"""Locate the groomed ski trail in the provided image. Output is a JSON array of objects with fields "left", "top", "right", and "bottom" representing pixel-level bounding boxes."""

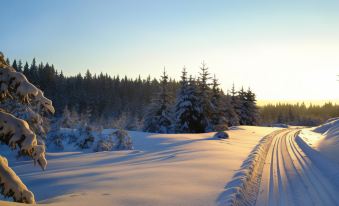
[{"left": 255, "top": 129, "right": 339, "bottom": 206}]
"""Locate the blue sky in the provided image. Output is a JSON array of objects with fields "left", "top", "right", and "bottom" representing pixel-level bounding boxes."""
[{"left": 2, "top": 0, "right": 339, "bottom": 100}]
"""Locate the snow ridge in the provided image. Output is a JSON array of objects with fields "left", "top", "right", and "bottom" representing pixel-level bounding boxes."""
[
  {"left": 219, "top": 129, "right": 282, "bottom": 206},
  {"left": 296, "top": 133, "right": 339, "bottom": 190}
]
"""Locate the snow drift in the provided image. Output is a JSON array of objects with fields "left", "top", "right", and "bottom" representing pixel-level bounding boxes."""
[
  {"left": 311, "top": 118, "right": 339, "bottom": 164},
  {"left": 217, "top": 129, "right": 282, "bottom": 206},
  {"left": 297, "top": 118, "right": 339, "bottom": 190}
]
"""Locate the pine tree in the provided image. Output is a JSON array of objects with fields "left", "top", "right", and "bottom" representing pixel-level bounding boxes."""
[
  {"left": 244, "top": 88, "right": 259, "bottom": 125},
  {"left": 238, "top": 87, "right": 258, "bottom": 125},
  {"left": 23, "top": 62, "right": 29, "bottom": 76},
  {"left": 210, "top": 75, "right": 228, "bottom": 131},
  {"left": 197, "top": 62, "right": 213, "bottom": 131},
  {"left": 12, "top": 59, "right": 18, "bottom": 71},
  {"left": 143, "top": 69, "right": 173, "bottom": 133},
  {"left": 174, "top": 69, "right": 204, "bottom": 133},
  {"left": 17, "top": 60, "right": 23, "bottom": 72},
  {"left": 223, "top": 94, "right": 239, "bottom": 126},
  {"left": 230, "top": 83, "right": 241, "bottom": 123}
]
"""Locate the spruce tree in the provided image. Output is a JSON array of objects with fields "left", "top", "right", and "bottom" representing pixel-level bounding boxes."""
[
  {"left": 238, "top": 87, "right": 258, "bottom": 125},
  {"left": 12, "top": 59, "right": 18, "bottom": 71},
  {"left": 23, "top": 62, "right": 29, "bottom": 76},
  {"left": 244, "top": 88, "right": 259, "bottom": 125},
  {"left": 210, "top": 75, "right": 228, "bottom": 131},
  {"left": 223, "top": 93, "right": 240, "bottom": 126},
  {"left": 230, "top": 83, "right": 241, "bottom": 122},
  {"left": 197, "top": 62, "right": 213, "bottom": 131},
  {"left": 143, "top": 69, "right": 173, "bottom": 133},
  {"left": 17, "top": 60, "right": 23, "bottom": 72},
  {"left": 174, "top": 69, "right": 204, "bottom": 133}
]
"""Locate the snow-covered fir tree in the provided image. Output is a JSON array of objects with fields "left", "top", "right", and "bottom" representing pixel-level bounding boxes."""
[
  {"left": 210, "top": 75, "right": 228, "bottom": 131},
  {"left": 238, "top": 88, "right": 259, "bottom": 125},
  {"left": 174, "top": 69, "right": 204, "bottom": 133},
  {"left": 0, "top": 52, "right": 54, "bottom": 203},
  {"left": 143, "top": 69, "right": 174, "bottom": 133},
  {"left": 197, "top": 62, "right": 213, "bottom": 132},
  {"left": 245, "top": 88, "right": 259, "bottom": 125},
  {"left": 229, "top": 83, "right": 241, "bottom": 125},
  {"left": 60, "top": 105, "right": 79, "bottom": 128},
  {"left": 223, "top": 93, "right": 240, "bottom": 126}
]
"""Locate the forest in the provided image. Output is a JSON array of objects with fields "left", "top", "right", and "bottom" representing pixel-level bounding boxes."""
[
  {"left": 5, "top": 57, "right": 337, "bottom": 131},
  {"left": 259, "top": 102, "right": 339, "bottom": 126},
  {"left": 6, "top": 58, "right": 258, "bottom": 133}
]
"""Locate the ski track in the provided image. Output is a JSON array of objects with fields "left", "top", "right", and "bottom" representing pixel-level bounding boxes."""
[{"left": 256, "top": 129, "right": 339, "bottom": 206}]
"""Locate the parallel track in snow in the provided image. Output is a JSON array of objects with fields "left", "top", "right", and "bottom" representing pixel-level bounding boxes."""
[{"left": 255, "top": 129, "right": 339, "bottom": 206}]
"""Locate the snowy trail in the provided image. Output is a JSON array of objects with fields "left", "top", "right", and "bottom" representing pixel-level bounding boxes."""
[{"left": 256, "top": 129, "right": 339, "bottom": 206}]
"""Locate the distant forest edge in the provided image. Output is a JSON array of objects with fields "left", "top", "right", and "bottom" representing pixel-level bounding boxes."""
[{"left": 6, "top": 57, "right": 339, "bottom": 129}]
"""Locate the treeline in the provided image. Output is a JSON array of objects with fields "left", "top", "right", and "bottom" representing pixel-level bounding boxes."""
[
  {"left": 259, "top": 102, "right": 339, "bottom": 126},
  {"left": 7, "top": 58, "right": 259, "bottom": 133},
  {"left": 8, "top": 58, "right": 178, "bottom": 119},
  {"left": 143, "top": 64, "right": 258, "bottom": 133}
]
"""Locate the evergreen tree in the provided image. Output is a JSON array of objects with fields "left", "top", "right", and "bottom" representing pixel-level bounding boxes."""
[
  {"left": 143, "top": 69, "right": 174, "bottom": 133},
  {"left": 5, "top": 58, "right": 10, "bottom": 65},
  {"left": 238, "top": 87, "right": 258, "bottom": 125},
  {"left": 174, "top": 69, "right": 204, "bottom": 133},
  {"left": 0, "top": 52, "right": 54, "bottom": 203},
  {"left": 23, "top": 62, "right": 29, "bottom": 75},
  {"left": 230, "top": 83, "right": 241, "bottom": 121},
  {"left": 223, "top": 94, "right": 240, "bottom": 126},
  {"left": 197, "top": 62, "right": 213, "bottom": 131},
  {"left": 210, "top": 75, "right": 228, "bottom": 131},
  {"left": 17, "top": 60, "right": 23, "bottom": 72},
  {"left": 12, "top": 60, "right": 18, "bottom": 71}
]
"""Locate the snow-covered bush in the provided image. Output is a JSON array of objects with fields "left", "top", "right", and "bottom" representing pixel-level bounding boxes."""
[
  {"left": 0, "top": 52, "right": 54, "bottom": 203},
  {"left": 95, "top": 129, "right": 133, "bottom": 151},
  {"left": 94, "top": 134, "right": 114, "bottom": 152},
  {"left": 113, "top": 129, "right": 133, "bottom": 150},
  {"left": 214, "top": 131, "right": 229, "bottom": 139},
  {"left": 76, "top": 125, "right": 95, "bottom": 149}
]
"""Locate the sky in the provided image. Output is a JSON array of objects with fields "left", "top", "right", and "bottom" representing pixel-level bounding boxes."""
[{"left": 2, "top": 0, "right": 339, "bottom": 101}]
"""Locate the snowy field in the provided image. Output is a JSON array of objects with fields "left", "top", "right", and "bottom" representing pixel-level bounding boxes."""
[{"left": 1, "top": 126, "right": 278, "bottom": 206}]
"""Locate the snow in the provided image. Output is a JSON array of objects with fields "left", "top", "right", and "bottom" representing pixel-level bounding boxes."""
[
  {"left": 257, "top": 129, "right": 339, "bottom": 206},
  {"left": 297, "top": 118, "right": 339, "bottom": 191},
  {"left": 299, "top": 118, "right": 339, "bottom": 164},
  {"left": 0, "top": 156, "right": 35, "bottom": 204},
  {"left": 1, "top": 126, "right": 278, "bottom": 206}
]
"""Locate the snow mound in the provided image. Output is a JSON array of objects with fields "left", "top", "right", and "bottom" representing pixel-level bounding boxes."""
[
  {"left": 313, "top": 117, "right": 339, "bottom": 134},
  {"left": 219, "top": 129, "right": 282, "bottom": 206},
  {"left": 296, "top": 132, "right": 339, "bottom": 190},
  {"left": 311, "top": 118, "right": 339, "bottom": 164},
  {"left": 213, "top": 131, "right": 229, "bottom": 139}
]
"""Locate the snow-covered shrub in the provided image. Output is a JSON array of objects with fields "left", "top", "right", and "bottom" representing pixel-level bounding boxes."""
[
  {"left": 0, "top": 52, "right": 54, "bottom": 203},
  {"left": 214, "top": 131, "right": 229, "bottom": 139},
  {"left": 94, "top": 134, "right": 114, "bottom": 152},
  {"left": 76, "top": 126, "right": 95, "bottom": 149},
  {"left": 46, "top": 119, "right": 64, "bottom": 151},
  {"left": 113, "top": 129, "right": 133, "bottom": 150}
]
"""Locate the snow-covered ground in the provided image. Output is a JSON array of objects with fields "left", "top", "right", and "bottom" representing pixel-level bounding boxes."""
[
  {"left": 299, "top": 118, "right": 339, "bottom": 164},
  {"left": 256, "top": 129, "right": 339, "bottom": 206},
  {"left": 1, "top": 126, "right": 278, "bottom": 206}
]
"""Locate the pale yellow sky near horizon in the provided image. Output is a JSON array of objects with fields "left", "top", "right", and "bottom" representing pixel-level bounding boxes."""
[{"left": 257, "top": 99, "right": 339, "bottom": 106}]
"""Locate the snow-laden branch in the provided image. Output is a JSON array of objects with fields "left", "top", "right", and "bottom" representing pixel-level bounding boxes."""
[
  {"left": 0, "top": 110, "right": 47, "bottom": 169},
  {"left": 0, "top": 59, "right": 54, "bottom": 113},
  {"left": 0, "top": 52, "right": 54, "bottom": 203},
  {"left": 0, "top": 156, "right": 35, "bottom": 203}
]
